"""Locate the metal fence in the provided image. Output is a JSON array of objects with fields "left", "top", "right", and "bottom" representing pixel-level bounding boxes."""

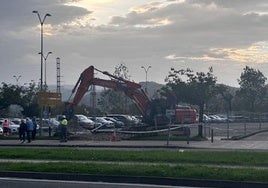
[{"left": 189, "top": 121, "right": 268, "bottom": 140}]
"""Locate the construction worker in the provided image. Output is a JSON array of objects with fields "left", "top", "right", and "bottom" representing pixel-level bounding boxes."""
[{"left": 60, "top": 115, "right": 68, "bottom": 142}]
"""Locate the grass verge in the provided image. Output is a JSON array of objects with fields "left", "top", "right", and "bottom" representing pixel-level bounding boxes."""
[
  {"left": 0, "top": 162, "right": 267, "bottom": 183},
  {"left": 0, "top": 148, "right": 267, "bottom": 167},
  {"left": 0, "top": 148, "right": 267, "bottom": 182}
]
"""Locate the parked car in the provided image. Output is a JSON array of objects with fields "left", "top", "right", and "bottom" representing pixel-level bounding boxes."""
[
  {"left": 89, "top": 117, "right": 115, "bottom": 129},
  {"left": 36, "top": 118, "right": 59, "bottom": 131},
  {"left": 104, "top": 117, "right": 125, "bottom": 128},
  {"left": 10, "top": 118, "right": 22, "bottom": 125},
  {"left": 0, "top": 127, "right": 3, "bottom": 135},
  {"left": 107, "top": 114, "right": 136, "bottom": 126},
  {"left": 228, "top": 115, "right": 247, "bottom": 122},
  {"left": 9, "top": 121, "right": 20, "bottom": 133},
  {"left": 216, "top": 114, "right": 229, "bottom": 122},
  {"left": 209, "top": 115, "right": 227, "bottom": 123},
  {"left": 74, "top": 114, "right": 95, "bottom": 129},
  {"left": 203, "top": 114, "right": 212, "bottom": 123},
  {"left": 0, "top": 119, "right": 19, "bottom": 134},
  {"left": 129, "top": 116, "right": 141, "bottom": 125}
]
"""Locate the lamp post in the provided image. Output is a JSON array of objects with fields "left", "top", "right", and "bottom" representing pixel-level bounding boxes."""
[
  {"left": 39, "top": 51, "right": 52, "bottom": 91},
  {"left": 13, "top": 75, "right": 21, "bottom": 85},
  {"left": 32, "top": 10, "right": 51, "bottom": 91},
  {"left": 141, "top": 66, "right": 152, "bottom": 93},
  {"left": 33, "top": 10, "right": 51, "bottom": 136}
]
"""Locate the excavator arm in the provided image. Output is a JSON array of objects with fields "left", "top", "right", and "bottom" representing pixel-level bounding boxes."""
[{"left": 64, "top": 66, "right": 151, "bottom": 120}]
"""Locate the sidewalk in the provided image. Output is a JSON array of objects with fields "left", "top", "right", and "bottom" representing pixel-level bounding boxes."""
[{"left": 0, "top": 137, "right": 268, "bottom": 150}]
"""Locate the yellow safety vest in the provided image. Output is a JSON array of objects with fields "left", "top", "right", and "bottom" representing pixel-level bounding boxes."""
[{"left": 61, "top": 119, "right": 68, "bottom": 126}]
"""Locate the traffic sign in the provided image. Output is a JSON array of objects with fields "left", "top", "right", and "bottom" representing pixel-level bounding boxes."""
[
  {"left": 38, "top": 92, "right": 62, "bottom": 105},
  {"left": 166, "top": 109, "right": 175, "bottom": 116}
]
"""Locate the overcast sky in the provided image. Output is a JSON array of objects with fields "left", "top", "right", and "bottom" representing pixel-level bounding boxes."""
[{"left": 1, "top": 0, "right": 268, "bottom": 88}]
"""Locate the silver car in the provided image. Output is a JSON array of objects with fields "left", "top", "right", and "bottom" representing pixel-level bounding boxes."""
[{"left": 74, "top": 114, "right": 95, "bottom": 129}]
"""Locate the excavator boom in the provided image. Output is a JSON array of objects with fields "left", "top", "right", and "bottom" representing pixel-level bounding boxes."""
[{"left": 65, "top": 66, "right": 150, "bottom": 119}]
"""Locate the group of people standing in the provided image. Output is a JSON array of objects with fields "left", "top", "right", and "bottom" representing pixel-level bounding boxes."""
[
  {"left": 3, "top": 116, "right": 68, "bottom": 143},
  {"left": 19, "top": 117, "right": 37, "bottom": 143}
]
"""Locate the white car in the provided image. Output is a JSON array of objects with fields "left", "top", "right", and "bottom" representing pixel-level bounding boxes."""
[
  {"left": 203, "top": 114, "right": 212, "bottom": 123},
  {"left": 89, "top": 117, "right": 115, "bottom": 129},
  {"left": 0, "top": 127, "right": 3, "bottom": 135},
  {"left": 8, "top": 121, "right": 20, "bottom": 133},
  {"left": 209, "top": 115, "right": 227, "bottom": 123},
  {"left": 0, "top": 119, "right": 19, "bottom": 134},
  {"left": 96, "top": 117, "right": 115, "bottom": 128}
]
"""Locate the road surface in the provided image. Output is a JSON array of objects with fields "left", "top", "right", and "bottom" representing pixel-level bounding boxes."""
[{"left": 0, "top": 177, "right": 201, "bottom": 188}]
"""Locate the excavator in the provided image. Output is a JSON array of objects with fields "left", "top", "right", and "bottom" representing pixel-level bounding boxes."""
[
  {"left": 64, "top": 66, "right": 197, "bottom": 126},
  {"left": 64, "top": 66, "right": 168, "bottom": 125}
]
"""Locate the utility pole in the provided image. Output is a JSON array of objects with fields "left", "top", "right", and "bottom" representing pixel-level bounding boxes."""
[{"left": 56, "top": 57, "right": 61, "bottom": 93}]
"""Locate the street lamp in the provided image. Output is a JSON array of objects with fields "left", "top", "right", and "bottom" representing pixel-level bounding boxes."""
[
  {"left": 141, "top": 65, "right": 152, "bottom": 93},
  {"left": 32, "top": 10, "right": 51, "bottom": 91},
  {"left": 39, "top": 51, "right": 52, "bottom": 90},
  {"left": 13, "top": 75, "right": 21, "bottom": 85},
  {"left": 33, "top": 10, "right": 51, "bottom": 136}
]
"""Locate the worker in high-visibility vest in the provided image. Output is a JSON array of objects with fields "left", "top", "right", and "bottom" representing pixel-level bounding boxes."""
[{"left": 60, "top": 115, "right": 68, "bottom": 142}]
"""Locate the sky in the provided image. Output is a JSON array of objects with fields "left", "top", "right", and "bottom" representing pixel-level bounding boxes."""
[{"left": 2, "top": 0, "right": 268, "bottom": 88}]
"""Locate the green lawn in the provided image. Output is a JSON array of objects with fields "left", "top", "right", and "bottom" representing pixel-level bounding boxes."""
[
  {"left": 0, "top": 148, "right": 267, "bottom": 182},
  {"left": 0, "top": 148, "right": 267, "bottom": 166}
]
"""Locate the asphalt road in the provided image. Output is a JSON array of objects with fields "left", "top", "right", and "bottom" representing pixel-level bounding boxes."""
[{"left": 0, "top": 177, "right": 201, "bottom": 188}]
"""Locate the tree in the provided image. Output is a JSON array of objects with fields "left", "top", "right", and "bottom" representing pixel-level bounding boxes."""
[
  {"left": 100, "top": 89, "right": 125, "bottom": 114},
  {"left": 215, "top": 84, "right": 234, "bottom": 112},
  {"left": 113, "top": 63, "right": 131, "bottom": 113},
  {"left": 0, "top": 83, "right": 23, "bottom": 108},
  {"left": 98, "top": 63, "right": 135, "bottom": 114},
  {"left": 113, "top": 62, "right": 130, "bottom": 80},
  {"left": 237, "top": 66, "right": 267, "bottom": 112},
  {"left": 165, "top": 67, "right": 217, "bottom": 122},
  {"left": 0, "top": 82, "right": 39, "bottom": 117}
]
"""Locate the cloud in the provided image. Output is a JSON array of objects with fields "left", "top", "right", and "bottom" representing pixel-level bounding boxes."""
[
  {"left": 211, "top": 42, "right": 268, "bottom": 64},
  {"left": 165, "top": 54, "right": 224, "bottom": 62},
  {"left": 2, "top": 0, "right": 268, "bottom": 87}
]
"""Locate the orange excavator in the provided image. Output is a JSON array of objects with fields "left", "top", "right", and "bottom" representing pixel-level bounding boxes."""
[
  {"left": 64, "top": 66, "right": 163, "bottom": 125},
  {"left": 64, "top": 66, "right": 197, "bottom": 125}
]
